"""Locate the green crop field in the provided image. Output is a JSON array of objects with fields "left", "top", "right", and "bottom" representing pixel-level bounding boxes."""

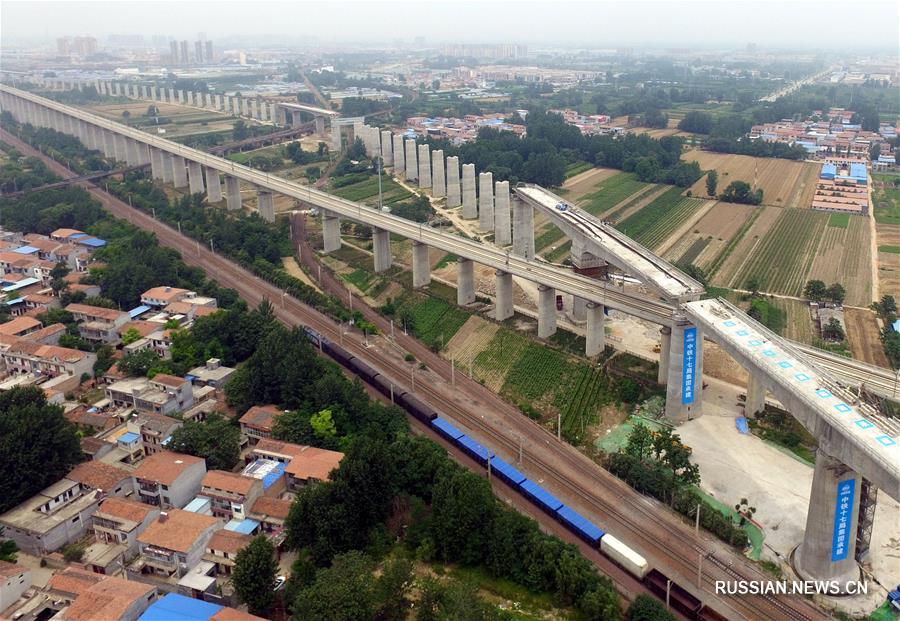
[
  {"left": 579, "top": 173, "right": 652, "bottom": 216},
  {"left": 879, "top": 245, "right": 900, "bottom": 254},
  {"left": 558, "top": 365, "right": 612, "bottom": 443},
  {"left": 678, "top": 237, "right": 712, "bottom": 265},
  {"left": 827, "top": 213, "right": 850, "bottom": 228},
  {"left": 400, "top": 294, "right": 470, "bottom": 351},
  {"left": 544, "top": 240, "right": 571, "bottom": 263},
  {"left": 604, "top": 185, "right": 660, "bottom": 223},
  {"left": 473, "top": 329, "right": 530, "bottom": 389},
  {"left": 731, "top": 209, "right": 829, "bottom": 296},
  {"left": 616, "top": 187, "right": 705, "bottom": 249},
  {"left": 331, "top": 175, "right": 413, "bottom": 205},
  {"left": 502, "top": 344, "right": 571, "bottom": 403},
  {"left": 872, "top": 174, "right": 900, "bottom": 225},
  {"left": 565, "top": 161, "right": 593, "bottom": 178},
  {"left": 534, "top": 224, "right": 566, "bottom": 252}
]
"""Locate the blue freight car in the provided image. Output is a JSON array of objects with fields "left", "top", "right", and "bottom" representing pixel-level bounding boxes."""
[
  {"left": 432, "top": 416, "right": 465, "bottom": 441},
  {"left": 457, "top": 434, "right": 490, "bottom": 465},
  {"left": 488, "top": 456, "right": 526, "bottom": 485},
  {"left": 519, "top": 479, "right": 564, "bottom": 513},
  {"left": 556, "top": 505, "right": 604, "bottom": 544}
]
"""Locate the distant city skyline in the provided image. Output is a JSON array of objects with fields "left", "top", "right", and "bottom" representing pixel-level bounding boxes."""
[{"left": 2, "top": 0, "right": 898, "bottom": 51}]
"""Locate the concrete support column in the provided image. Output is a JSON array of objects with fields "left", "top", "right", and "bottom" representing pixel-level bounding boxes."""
[
  {"left": 101, "top": 129, "right": 116, "bottom": 159},
  {"left": 160, "top": 152, "right": 174, "bottom": 183},
  {"left": 322, "top": 209, "right": 341, "bottom": 253},
  {"left": 330, "top": 119, "right": 341, "bottom": 148},
  {"left": 392, "top": 134, "right": 405, "bottom": 173},
  {"left": 794, "top": 452, "right": 861, "bottom": 585},
  {"left": 225, "top": 176, "right": 242, "bottom": 211},
  {"left": 170, "top": 155, "right": 188, "bottom": 188},
  {"left": 664, "top": 322, "right": 704, "bottom": 421},
  {"left": 658, "top": 326, "right": 672, "bottom": 384},
  {"left": 494, "top": 180, "right": 511, "bottom": 245},
  {"left": 417, "top": 144, "right": 431, "bottom": 188},
  {"left": 114, "top": 134, "right": 128, "bottom": 163},
  {"left": 271, "top": 103, "right": 280, "bottom": 126},
  {"left": 411, "top": 241, "right": 430, "bottom": 288},
  {"left": 585, "top": 303, "right": 605, "bottom": 357},
  {"left": 431, "top": 150, "right": 445, "bottom": 198},
  {"left": 141, "top": 85, "right": 149, "bottom": 99},
  {"left": 314, "top": 115, "right": 325, "bottom": 135},
  {"left": 446, "top": 156, "right": 461, "bottom": 207},
  {"left": 178, "top": 90, "right": 185, "bottom": 104},
  {"left": 404, "top": 140, "right": 417, "bottom": 181},
  {"left": 573, "top": 296, "right": 588, "bottom": 322},
  {"left": 204, "top": 167, "right": 223, "bottom": 203},
  {"left": 537, "top": 285, "right": 557, "bottom": 339},
  {"left": 494, "top": 270, "right": 513, "bottom": 321},
  {"left": 478, "top": 172, "right": 494, "bottom": 231},
  {"left": 380, "top": 130, "right": 393, "bottom": 166},
  {"left": 224, "top": 97, "right": 232, "bottom": 114},
  {"left": 169, "top": 88, "right": 176, "bottom": 103},
  {"left": 251, "top": 100, "right": 260, "bottom": 120},
  {"left": 218, "top": 94, "right": 225, "bottom": 111},
  {"left": 457, "top": 259, "right": 475, "bottom": 305},
  {"left": 745, "top": 372, "right": 766, "bottom": 417},
  {"left": 188, "top": 161, "right": 205, "bottom": 195},
  {"left": 291, "top": 110, "right": 302, "bottom": 127},
  {"left": 257, "top": 190, "right": 275, "bottom": 222},
  {"left": 461, "top": 164, "right": 477, "bottom": 218},
  {"left": 372, "top": 228, "right": 391, "bottom": 273},
  {"left": 126, "top": 139, "right": 141, "bottom": 166}
]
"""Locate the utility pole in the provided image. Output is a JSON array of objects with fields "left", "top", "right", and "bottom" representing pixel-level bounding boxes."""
[
  {"left": 695, "top": 503, "right": 701, "bottom": 535},
  {"left": 451, "top": 358, "right": 455, "bottom": 386}
]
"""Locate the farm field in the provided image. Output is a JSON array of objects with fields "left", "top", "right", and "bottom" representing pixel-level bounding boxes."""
[
  {"left": 396, "top": 292, "right": 470, "bottom": 352},
  {"left": 772, "top": 298, "right": 816, "bottom": 344},
  {"left": 727, "top": 208, "right": 829, "bottom": 296},
  {"left": 664, "top": 202, "right": 757, "bottom": 271},
  {"left": 844, "top": 308, "right": 892, "bottom": 368},
  {"left": 871, "top": 174, "right": 900, "bottom": 225},
  {"left": 85, "top": 101, "right": 235, "bottom": 138},
  {"left": 876, "top": 223, "right": 900, "bottom": 296},
  {"left": 604, "top": 184, "right": 668, "bottom": 224},
  {"left": 575, "top": 172, "right": 653, "bottom": 217},
  {"left": 614, "top": 187, "right": 707, "bottom": 250},
  {"left": 683, "top": 150, "right": 820, "bottom": 209},
  {"left": 559, "top": 166, "right": 620, "bottom": 201},
  {"left": 806, "top": 215, "right": 872, "bottom": 306},
  {"left": 330, "top": 174, "right": 414, "bottom": 206},
  {"left": 710, "top": 206, "right": 782, "bottom": 288}
]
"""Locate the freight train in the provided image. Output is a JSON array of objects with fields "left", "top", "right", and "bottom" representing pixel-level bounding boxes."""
[{"left": 303, "top": 326, "right": 729, "bottom": 621}]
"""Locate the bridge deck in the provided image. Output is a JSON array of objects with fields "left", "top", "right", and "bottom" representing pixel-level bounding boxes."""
[
  {"left": 515, "top": 185, "right": 704, "bottom": 303},
  {"left": 685, "top": 298, "right": 898, "bottom": 497},
  {"left": 277, "top": 102, "right": 339, "bottom": 117}
]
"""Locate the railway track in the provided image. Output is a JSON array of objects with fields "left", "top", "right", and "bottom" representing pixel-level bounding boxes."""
[{"left": 3, "top": 130, "right": 830, "bottom": 621}]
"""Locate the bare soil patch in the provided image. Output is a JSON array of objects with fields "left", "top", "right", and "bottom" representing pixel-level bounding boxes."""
[
  {"left": 711, "top": 206, "right": 781, "bottom": 287},
  {"left": 844, "top": 307, "right": 892, "bottom": 368}
]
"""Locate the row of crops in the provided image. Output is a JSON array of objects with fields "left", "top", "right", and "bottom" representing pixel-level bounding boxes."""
[
  {"left": 397, "top": 293, "right": 471, "bottom": 352},
  {"left": 615, "top": 187, "right": 706, "bottom": 250},
  {"left": 730, "top": 209, "right": 828, "bottom": 295},
  {"left": 579, "top": 173, "right": 652, "bottom": 216},
  {"left": 331, "top": 174, "right": 413, "bottom": 205}
]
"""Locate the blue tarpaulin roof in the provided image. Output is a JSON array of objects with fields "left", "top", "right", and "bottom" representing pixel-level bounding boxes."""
[
  {"left": 735, "top": 417, "right": 749, "bottom": 434},
  {"left": 118, "top": 431, "right": 140, "bottom": 443},
  {"left": 556, "top": 505, "right": 604, "bottom": 542},
  {"left": 849, "top": 163, "right": 867, "bottom": 183},
  {"left": 519, "top": 479, "right": 563, "bottom": 512},
  {"left": 138, "top": 594, "right": 222, "bottom": 621},
  {"left": 489, "top": 456, "right": 526, "bottom": 484},
  {"left": 12, "top": 245, "right": 39, "bottom": 255},
  {"left": 76, "top": 237, "right": 107, "bottom": 248},
  {"left": 128, "top": 305, "right": 152, "bottom": 318},
  {"left": 821, "top": 163, "right": 837, "bottom": 178},
  {"left": 893, "top": 319, "right": 900, "bottom": 333},
  {"left": 2, "top": 277, "right": 40, "bottom": 292},
  {"left": 457, "top": 434, "right": 490, "bottom": 461},
  {"left": 224, "top": 518, "right": 260, "bottom": 535},
  {"left": 69, "top": 233, "right": 88, "bottom": 239},
  {"left": 262, "top": 461, "right": 287, "bottom": 490},
  {"left": 432, "top": 417, "right": 465, "bottom": 440}
]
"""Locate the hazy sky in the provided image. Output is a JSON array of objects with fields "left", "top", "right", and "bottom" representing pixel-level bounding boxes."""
[{"left": 2, "top": 0, "right": 898, "bottom": 50}]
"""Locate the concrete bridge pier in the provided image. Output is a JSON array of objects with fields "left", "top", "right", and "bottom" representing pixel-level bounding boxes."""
[
  {"left": 494, "top": 270, "right": 514, "bottom": 321},
  {"left": 392, "top": 134, "right": 404, "bottom": 172},
  {"left": 457, "top": 259, "right": 475, "bottom": 305},
  {"left": 113, "top": 134, "right": 128, "bottom": 164},
  {"left": 411, "top": 241, "right": 430, "bottom": 288},
  {"left": 585, "top": 303, "right": 605, "bottom": 357},
  {"left": 149, "top": 148, "right": 164, "bottom": 180},
  {"left": 663, "top": 321, "right": 704, "bottom": 421},
  {"left": 257, "top": 190, "right": 275, "bottom": 222},
  {"left": 404, "top": 140, "right": 417, "bottom": 181},
  {"left": 381, "top": 130, "right": 394, "bottom": 166},
  {"left": 315, "top": 116, "right": 326, "bottom": 135},
  {"left": 461, "top": 164, "right": 477, "bottom": 219},
  {"left": 745, "top": 372, "right": 767, "bottom": 416},
  {"left": 188, "top": 161, "right": 205, "bottom": 195},
  {"left": 171, "top": 155, "right": 189, "bottom": 189},
  {"left": 537, "top": 285, "right": 557, "bottom": 338},
  {"left": 417, "top": 144, "right": 431, "bottom": 188},
  {"left": 494, "top": 180, "right": 511, "bottom": 246},
  {"left": 291, "top": 110, "right": 302, "bottom": 127},
  {"left": 251, "top": 100, "right": 260, "bottom": 121},
  {"left": 224, "top": 97, "right": 232, "bottom": 114},
  {"left": 321, "top": 209, "right": 341, "bottom": 253},
  {"left": 178, "top": 90, "right": 185, "bottom": 104},
  {"left": 372, "top": 228, "right": 391, "bottom": 273},
  {"left": 225, "top": 176, "right": 242, "bottom": 211},
  {"left": 204, "top": 167, "right": 223, "bottom": 203},
  {"left": 90, "top": 125, "right": 104, "bottom": 152},
  {"left": 446, "top": 156, "right": 461, "bottom": 207},
  {"left": 478, "top": 172, "right": 494, "bottom": 232},
  {"left": 572, "top": 296, "right": 587, "bottom": 322},
  {"left": 658, "top": 326, "right": 671, "bottom": 384},
  {"left": 794, "top": 452, "right": 861, "bottom": 586},
  {"left": 432, "top": 150, "right": 445, "bottom": 198},
  {"left": 125, "top": 139, "right": 141, "bottom": 166},
  {"left": 159, "top": 152, "right": 175, "bottom": 184}
]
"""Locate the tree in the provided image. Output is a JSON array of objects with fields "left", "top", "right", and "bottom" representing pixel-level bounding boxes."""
[
  {"left": 0, "top": 386, "right": 81, "bottom": 513},
  {"left": 745, "top": 277, "right": 761, "bottom": 297},
  {"left": 291, "top": 551, "right": 375, "bottom": 620},
  {"left": 121, "top": 110, "right": 130, "bottom": 119},
  {"left": 826, "top": 283, "right": 846, "bottom": 305},
  {"left": 167, "top": 413, "right": 241, "bottom": 470},
  {"left": 705, "top": 170, "right": 718, "bottom": 197},
  {"left": 677, "top": 111, "right": 713, "bottom": 134},
  {"left": 118, "top": 348, "right": 162, "bottom": 376},
  {"left": 626, "top": 594, "right": 676, "bottom": 621},
  {"left": 374, "top": 557, "right": 413, "bottom": 620},
  {"left": 625, "top": 422, "right": 654, "bottom": 460},
  {"left": 0, "top": 528, "right": 18, "bottom": 563},
  {"left": 822, "top": 318, "right": 845, "bottom": 341},
  {"left": 719, "top": 180, "right": 762, "bottom": 205},
  {"left": 309, "top": 408, "right": 337, "bottom": 439},
  {"left": 347, "top": 137, "right": 367, "bottom": 161},
  {"left": 232, "top": 536, "right": 278, "bottom": 617},
  {"left": 651, "top": 427, "right": 700, "bottom": 505},
  {"left": 50, "top": 261, "right": 70, "bottom": 295},
  {"left": 804, "top": 279, "right": 827, "bottom": 302},
  {"left": 121, "top": 327, "right": 142, "bottom": 346}
]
